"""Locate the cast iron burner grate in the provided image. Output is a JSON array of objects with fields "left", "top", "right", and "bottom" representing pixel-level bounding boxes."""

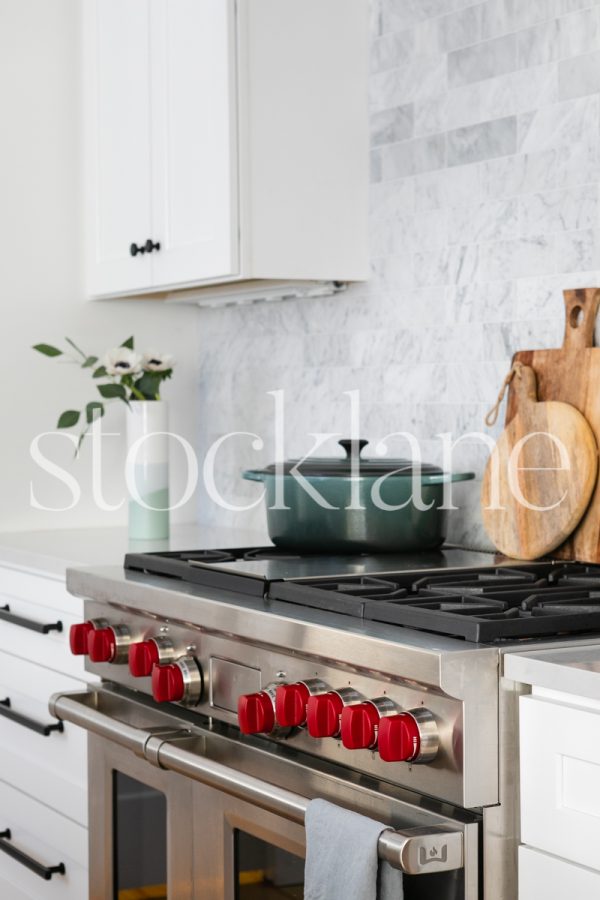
[
  {"left": 124, "top": 546, "right": 308, "bottom": 596},
  {"left": 269, "top": 564, "right": 600, "bottom": 642}
]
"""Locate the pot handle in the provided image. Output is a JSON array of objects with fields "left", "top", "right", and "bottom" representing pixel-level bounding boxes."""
[
  {"left": 242, "top": 470, "right": 266, "bottom": 482},
  {"left": 420, "top": 472, "right": 475, "bottom": 485}
]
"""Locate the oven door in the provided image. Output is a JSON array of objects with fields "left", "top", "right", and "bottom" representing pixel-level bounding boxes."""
[{"left": 50, "top": 687, "right": 481, "bottom": 900}]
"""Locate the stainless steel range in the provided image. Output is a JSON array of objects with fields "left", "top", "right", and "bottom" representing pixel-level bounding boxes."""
[{"left": 49, "top": 545, "right": 600, "bottom": 900}]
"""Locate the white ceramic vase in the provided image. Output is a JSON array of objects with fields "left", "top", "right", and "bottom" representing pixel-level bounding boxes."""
[{"left": 126, "top": 400, "right": 170, "bottom": 540}]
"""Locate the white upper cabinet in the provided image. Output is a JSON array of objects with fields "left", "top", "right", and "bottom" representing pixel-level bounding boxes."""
[
  {"left": 150, "top": 0, "right": 238, "bottom": 288},
  {"left": 83, "top": 0, "right": 369, "bottom": 302},
  {"left": 85, "top": 0, "right": 154, "bottom": 295}
]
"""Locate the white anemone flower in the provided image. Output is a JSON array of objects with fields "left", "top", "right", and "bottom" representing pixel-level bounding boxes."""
[
  {"left": 142, "top": 350, "right": 174, "bottom": 372},
  {"left": 103, "top": 347, "right": 143, "bottom": 376}
]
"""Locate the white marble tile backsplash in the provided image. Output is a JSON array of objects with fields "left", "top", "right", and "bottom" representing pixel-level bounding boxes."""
[{"left": 194, "top": 0, "right": 600, "bottom": 550}]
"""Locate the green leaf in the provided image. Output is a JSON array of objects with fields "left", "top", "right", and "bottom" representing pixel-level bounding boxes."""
[
  {"left": 57, "top": 409, "right": 80, "bottom": 429},
  {"left": 33, "top": 343, "right": 62, "bottom": 357},
  {"left": 65, "top": 337, "right": 86, "bottom": 359},
  {"left": 134, "top": 371, "right": 162, "bottom": 399},
  {"left": 97, "top": 383, "right": 127, "bottom": 400},
  {"left": 121, "top": 336, "right": 134, "bottom": 349},
  {"left": 92, "top": 365, "right": 107, "bottom": 379},
  {"left": 82, "top": 355, "right": 98, "bottom": 369},
  {"left": 86, "top": 402, "right": 105, "bottom": 424}
]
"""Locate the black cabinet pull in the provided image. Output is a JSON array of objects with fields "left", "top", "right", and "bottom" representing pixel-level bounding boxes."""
[
  {"left": 0, "top": 604, "right": 62, "bottom": 634},
  {"left": 130, "top": 240, "right": 160, "bottom": 256},
  {"left": 0, "top": 698, "right": 64, "bottom": 736},
  {"left": 0, "top": 829, "right": 66, "bottom": 880}
]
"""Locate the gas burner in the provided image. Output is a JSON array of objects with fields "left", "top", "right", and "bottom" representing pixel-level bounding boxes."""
[
  {"left": 547, "top": 564, "right": 600, "bottom": 586},
  {"left": 179, "top": 550, "right": 237, "bottom": 563},
  {"left": 411, "top": 567, "right": 546, "bottom": 594},
  {"left": 269, "top": 563, "right": 600, "bottom": 642},
  {"left": 242, "top": 548, "right": 302, "bottom": 561}
]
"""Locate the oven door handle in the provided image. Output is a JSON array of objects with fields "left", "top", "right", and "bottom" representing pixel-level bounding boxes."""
[{"left": 49, "top": 690, "right": 464, "bottom": 876}]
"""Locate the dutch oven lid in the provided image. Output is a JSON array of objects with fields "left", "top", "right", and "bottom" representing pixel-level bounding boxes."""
[{"left": 254, "top": 439, "right": 445, "bottom": 477}]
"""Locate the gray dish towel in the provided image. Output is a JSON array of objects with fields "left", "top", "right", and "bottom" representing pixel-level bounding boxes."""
[{"left": 304, "top": 798, "right": 404, "bottom": 900}]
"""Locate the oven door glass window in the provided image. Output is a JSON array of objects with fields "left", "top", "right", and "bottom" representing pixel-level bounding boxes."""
[
  {"left": 113, "top": 771, "right": 167, "bottom": 900},
  {"left": 236, "top": 831, "right": 304, "bottom": 899}
]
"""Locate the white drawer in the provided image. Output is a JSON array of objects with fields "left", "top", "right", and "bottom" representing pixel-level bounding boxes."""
[
  {"left": 0, "top": 592, "right": 87, "bottom": 678},
  {"left": 0, "top": 780, "right": 87, "bottom": 899},
  {"left": 519, "top": 845, "right": 600, "bottom": 899},
  {"left": 0, "top": 653, "right": 88, "bottom": 825},
  {"left": 0, "top": 566, "right": 81, "bottom": 615},
  {"left": 520, "top": 694, "right": 600, "bottom": 870}
]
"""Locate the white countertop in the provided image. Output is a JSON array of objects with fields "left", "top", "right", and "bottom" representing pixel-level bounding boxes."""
[
  {"left": 0, "top": 524, "right": 269, "bottom": 579},
  {"left": 505, "top": 644, "right": 600, "bottom": 702}
]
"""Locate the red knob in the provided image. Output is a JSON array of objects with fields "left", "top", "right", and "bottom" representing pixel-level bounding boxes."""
[
  {"left": 306, "top": 692, "right": 344, "bottom": 738},
  {"left": 238, "top": 692, "right": 275, "bottom": 734},
  {"left": 340, "top": 702, "right": 380, "bottom": 750},
  {"left": 88, "top": 627, "right": 115, "bottom": 663},
  {"left": 378, "top": 713, "right": 421, "bottom": 763},
  {"left": 275, "top": 683, "right": 310, "bottom": 727},
  {"left": 152, "top": 663, "right": 185, "bottom": 703},
  {"left": 69, "top": 622, "right": 93, "bottom": 655},
  {"left": 129, "top": 640, "right": 159, "bottom": 677}
]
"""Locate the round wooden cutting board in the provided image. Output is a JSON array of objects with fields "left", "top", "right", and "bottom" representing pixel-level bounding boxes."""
[{"left": 482, "top": 365, "right": 598, "bottom": 560}]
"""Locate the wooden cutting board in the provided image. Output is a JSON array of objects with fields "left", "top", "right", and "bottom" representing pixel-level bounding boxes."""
[
  {"left": 482, "top": 364, "right": 597, "bottom": 560},
  {"left": 506, "top": 288, "right": 600, "bottom": 561}
]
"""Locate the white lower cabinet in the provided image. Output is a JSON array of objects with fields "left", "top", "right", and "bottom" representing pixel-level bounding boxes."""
[
  {"left": 520, "top": 694, "right": 600, "bottom": 870},
  {"left": 0, "top": 654, "right": 88, "bottom": 824},
  {"left": 0, "top": 563, "right": 92, "bottom": 898},
  {"left": 0, "top": 780, "right": 88, "bottom": 900},
  {"left": 519, "top": 846, "right": 600, "bottom": 899}
]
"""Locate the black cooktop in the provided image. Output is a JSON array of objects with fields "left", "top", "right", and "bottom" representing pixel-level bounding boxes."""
[{"left": 124, "top": 547, "right": 600, "bottom": 643}]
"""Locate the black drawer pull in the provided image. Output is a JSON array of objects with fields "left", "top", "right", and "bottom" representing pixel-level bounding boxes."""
[
  {"left": 0, "top": 698, "right": 64, "bottom": 736},
  {"left": 0, "top": 604, "right": 62, "bottom": 634},
  {"left": 0, "top": 829, "right": 66, "bottom": 880},
  {"left": 144, "top": 238, "right": 160, "bottom": 253}
]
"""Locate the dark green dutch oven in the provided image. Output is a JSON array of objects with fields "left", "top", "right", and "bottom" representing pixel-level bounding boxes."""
[{"left": 243, "top": 439, "right": 475, "bottom": 553}]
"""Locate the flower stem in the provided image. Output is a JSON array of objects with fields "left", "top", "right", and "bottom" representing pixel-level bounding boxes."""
[{"left": 129, "top": 385, "right": 146, "bottom": 401}]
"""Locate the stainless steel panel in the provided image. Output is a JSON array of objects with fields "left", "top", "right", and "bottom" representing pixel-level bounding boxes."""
[
  {"left": 70, "top": 576, "right": 500, "bottom": 808},
  {"left": 209, "top": 657, "right": 261, "bottom": 713}
]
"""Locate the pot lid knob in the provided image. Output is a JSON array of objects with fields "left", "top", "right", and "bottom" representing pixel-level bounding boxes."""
[{"left": 338, "top": 438, "right": 369, "bottom": 459}]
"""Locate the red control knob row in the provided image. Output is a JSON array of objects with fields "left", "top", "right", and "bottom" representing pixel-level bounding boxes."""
[
  {"left": 129, "top": 640, "right": 160, "bottom": 677},
  {"left": 238, "top": 691, "right": 275, "bottom": 734}
]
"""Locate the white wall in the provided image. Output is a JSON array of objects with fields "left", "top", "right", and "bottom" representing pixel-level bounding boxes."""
[
  {"left": 0, "top": 0, "right": 199, "bottom": 532},
  {"left": 194, "top": 0, "right": 600, "bottom": 550}
]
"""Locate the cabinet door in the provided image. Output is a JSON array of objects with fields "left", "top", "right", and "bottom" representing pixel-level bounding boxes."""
[
  {"left": 83, "top": 0, "right": 153, "bottom": 296},
  {"left": 149, "top": 0, "right": 238, "bottom": 288},
  {"left": 520, "top": 694, "right": 600, "bottom": 870},
  {"left": 519, "top": 846, "right": 600, "bottom": 899}
]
